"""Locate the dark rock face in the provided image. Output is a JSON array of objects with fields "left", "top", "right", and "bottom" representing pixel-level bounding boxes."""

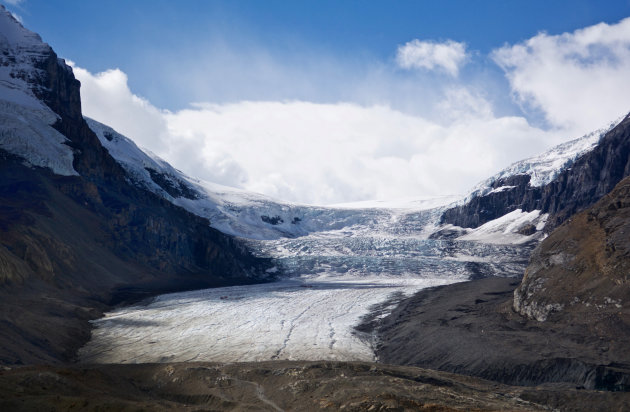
[
  {"left": 0, "top": 13, "right": 272, "bottom": 364},
  {"left": 145, "top": 167, "right": 199, "bottom": 200},
  {"left": 441, "top": 114, "right": 630, "bottom": 230},
  {"left": 261, "top": 215, "right": 284, "bottom": 225}
]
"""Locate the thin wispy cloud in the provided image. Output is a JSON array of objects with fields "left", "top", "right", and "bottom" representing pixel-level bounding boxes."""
[{"left": 396, "top": 39, "right": 468, "bottom": 77}]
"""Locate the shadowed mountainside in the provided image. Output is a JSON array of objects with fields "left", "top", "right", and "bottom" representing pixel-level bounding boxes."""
[{"left": 0, "top": 8, "right": 271, "bottom": 365}]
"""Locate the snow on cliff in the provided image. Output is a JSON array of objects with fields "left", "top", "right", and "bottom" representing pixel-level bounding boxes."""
[
  {"left": 86, "top": 117, "right": 455, "bottom": 240},
  {"left": 0, "top": 6, "right": 78, "bottom": 176},
  {"left": 464, "top": 116, "right": 624, "bottom": 202}
]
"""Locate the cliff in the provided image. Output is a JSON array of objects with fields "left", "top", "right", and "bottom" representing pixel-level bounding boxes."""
[{"left": 514, "top": 176, "right": 630, "bottom": 326}]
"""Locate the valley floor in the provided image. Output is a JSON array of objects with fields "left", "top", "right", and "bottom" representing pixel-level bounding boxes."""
[
  {"left": 371, "top": 277, "right": 630, "bottom": 392},
  {"left": 3, "top": 360, "right": 629, "bottom": 411}
]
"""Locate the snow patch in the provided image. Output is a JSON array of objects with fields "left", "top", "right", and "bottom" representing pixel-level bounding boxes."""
[
  {"left": 456, "top": 209, "right": 548, "bottom": 245},
  {"left": 0, "top": 99, "right": 77, "bottom": 175},
  {"left": 488, "top": 185, "right": 515, "bottom": 194}
]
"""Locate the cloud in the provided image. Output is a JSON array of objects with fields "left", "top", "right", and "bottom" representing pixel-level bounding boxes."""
[
  {"left": 74, "top": 17, "right": 630, "bottom": 205},
  {"left": 396, "top": 39, "right": 468, "bottom": 76},
  {"left": 492, "top": 17, "right": 630, "bottom": 135},
  {"left": 70, "top": 64, "right": 171, "bottom": 153},
  {"left": 3, "top": 0, "right": 25, "bottom": 5},
  {"left": 9, "top": 11, "right": 22, "bottom": 23},
  {"left": 74, "top": 65, "right": 562, "bottom": 205}
]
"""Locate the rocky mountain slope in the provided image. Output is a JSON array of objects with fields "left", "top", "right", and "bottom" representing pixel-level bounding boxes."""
[
  {"left": 514, "top": 175, "right": 630, "bottom": 324},
  {"left": 0, "top": 6, "right": 270, "bottom": 364},
  {"left": 441, "top": 114, "right": 630, "bottom": 230},
  {"left": 372, "top": 178, "right": 630, "bottom": 392}
]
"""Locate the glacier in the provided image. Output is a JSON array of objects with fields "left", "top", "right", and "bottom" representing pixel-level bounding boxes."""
[
  {"left": 78, "top": 117, "right": 619, "bottom": 364},
  {"left": 79, "top": 201, "right": 539, "bottom": 363}
]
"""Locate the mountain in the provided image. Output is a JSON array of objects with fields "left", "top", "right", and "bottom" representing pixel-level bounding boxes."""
[
  {"left": 0, "top": 6, "right": 271, "bottom": 364},
  {"left": 372, "top": 143, "right": 630, "bottom": 392},
  {"left": 514, "top": 175, "right": 630, "bottom": 325},
  {"left": 440, "top": 114, "right": 630, "bottom": 231},
  {"left": 85, "top": 117, "right": 444, "bottom": 241}
]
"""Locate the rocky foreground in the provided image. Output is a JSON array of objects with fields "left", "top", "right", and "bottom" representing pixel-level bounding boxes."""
[
  {"left": 3, "top": 361, "right": 630, "bottom": 411},
  {"left": 372, "top": 277, "right": 630, "bottom": 391}
]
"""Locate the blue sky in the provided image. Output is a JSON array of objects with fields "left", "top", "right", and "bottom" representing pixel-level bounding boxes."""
[
  {"left": 4, "top": 0, "right": 630, "bottom": 204},
  {"left": 7, "top": 0, "right": 630, "bottom": 110}
]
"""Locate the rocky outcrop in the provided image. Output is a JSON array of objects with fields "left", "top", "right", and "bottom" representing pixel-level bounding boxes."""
[
  {"left": 514, "top": 175, "right": 630, "bottom": 326},
  {"left": 441, "top": 113, "right": 630, "bottom": 230}
]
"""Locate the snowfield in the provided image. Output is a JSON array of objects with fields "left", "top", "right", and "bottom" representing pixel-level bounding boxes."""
[{"left": 0, "top": 99, "right": 77, "bottom": 176}]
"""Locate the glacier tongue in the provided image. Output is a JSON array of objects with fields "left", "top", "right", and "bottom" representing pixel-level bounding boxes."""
[{"left": 79, "top": 204, "right": 536, "bottom": 364}]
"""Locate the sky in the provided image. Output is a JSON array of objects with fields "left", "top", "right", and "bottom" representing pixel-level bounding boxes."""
[{"left": 4, "top": 0, "right": 630, "bottom": 205}]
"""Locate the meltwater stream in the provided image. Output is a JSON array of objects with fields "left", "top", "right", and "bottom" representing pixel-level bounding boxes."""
[{"left": 79, "top": 206, "right": 534, "bottom": 364}]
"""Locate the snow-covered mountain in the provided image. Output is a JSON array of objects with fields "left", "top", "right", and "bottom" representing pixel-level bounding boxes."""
[
  {"left": 86, "top": 117, "right": 461, "bottom": 240},
  {"left": 464, "top": 117, "right": 623, "bottom": 202},
  {"left": 2, "top": 2, "right": 630, "bottom": 368},
  {"left": 0, "top": 6, "right": 271, "bottom": 364},
  {"left": 441, "top": 113, "right": 630, "bottom": 230},
  {"left": 2, "top": 5, "right": 626, "bottom": 245},
  {"left": 0, "top": 9, "right": 78, "bottom": 177}
]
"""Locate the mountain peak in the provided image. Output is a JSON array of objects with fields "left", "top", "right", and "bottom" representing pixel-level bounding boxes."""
[{"left": 0, "top": 5, "right": 47, "bottom": 52}]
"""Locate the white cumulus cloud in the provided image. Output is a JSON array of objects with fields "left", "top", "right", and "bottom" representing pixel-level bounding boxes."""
[
  {"left": 396, "top": 39, "right": 468, "bottom": 76},
  {"left": 492, "top": 17, "right": 630, "bottom": 135},
  {"left": 73, "top": 65, "right": 563, "bottom": 205}
]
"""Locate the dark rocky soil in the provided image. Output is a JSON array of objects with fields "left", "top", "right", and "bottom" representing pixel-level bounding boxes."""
[
  {"left": 4, "top": 360, "right": 629, "bottom": 411},
  {"left": 371, "top": 276, "right": 630, "bottom": 392}
]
